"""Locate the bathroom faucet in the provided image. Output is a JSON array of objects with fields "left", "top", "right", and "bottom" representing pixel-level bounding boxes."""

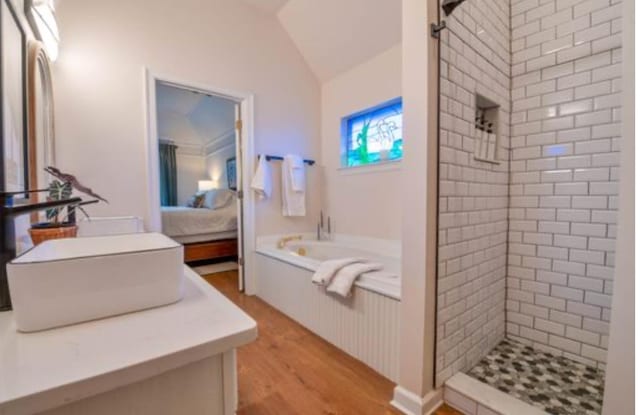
[
  {"left": 0, "top": 190, "right": 83, "bottom": 311},
  {"left": 317, "top": 210, "right": 332, "bottom": 241},
  {"left": 277, "top": 235, "right": 302, "bottom": 249}
]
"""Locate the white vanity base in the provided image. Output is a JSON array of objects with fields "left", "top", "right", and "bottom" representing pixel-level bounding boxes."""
[
  {"left": 0, "top": 267, "right": 256, "bottom": 415},
  {"left": 39, "top": 352, "right": 237, "bottom": 415}
]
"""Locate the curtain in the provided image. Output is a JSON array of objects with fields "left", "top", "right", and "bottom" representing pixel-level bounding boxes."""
[{"left": 159, "top": 142, "right": 178, "bottom": 206}]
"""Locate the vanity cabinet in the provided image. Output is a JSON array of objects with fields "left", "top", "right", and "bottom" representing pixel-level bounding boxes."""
[{"left": 0, "top": 268, "right": 256, "bottom": 415}]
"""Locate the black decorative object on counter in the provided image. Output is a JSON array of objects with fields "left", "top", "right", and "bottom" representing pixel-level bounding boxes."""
[{"left": 0, "top": 167, "right": 107, "bottom": 311}]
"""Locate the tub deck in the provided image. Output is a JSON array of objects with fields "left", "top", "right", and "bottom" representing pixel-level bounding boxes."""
[{"left": 256, "top": 235, "right": 401, "bottom": 300}]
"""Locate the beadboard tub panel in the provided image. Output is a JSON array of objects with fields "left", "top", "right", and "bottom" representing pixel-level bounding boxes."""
[{"left": 256, "top": 253, "right": 400, "bottom": 382}]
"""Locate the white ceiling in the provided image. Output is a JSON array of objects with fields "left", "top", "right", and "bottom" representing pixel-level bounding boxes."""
[
  {"left": 276, "top": 0, "right": 401, "bottom": 82},
  {"left": 239, "top": 0, "right": 401, "bottom": 82},
  {"left": 156, "top": 83, "right": 236, "bottom": 153}
]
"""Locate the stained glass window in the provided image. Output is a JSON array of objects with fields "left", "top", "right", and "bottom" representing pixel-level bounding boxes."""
[{"left": 343, "top": 98, "right": 403, "bottom": 167}]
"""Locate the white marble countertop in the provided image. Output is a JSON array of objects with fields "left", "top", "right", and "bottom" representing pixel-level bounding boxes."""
[{"left": 0, "top": 267, "right": 257, "bottom": 415}]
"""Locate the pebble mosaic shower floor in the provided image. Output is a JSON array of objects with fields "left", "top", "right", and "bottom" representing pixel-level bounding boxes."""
[{"left": 467, "top": 339, "right": 605, "bottom": 415}]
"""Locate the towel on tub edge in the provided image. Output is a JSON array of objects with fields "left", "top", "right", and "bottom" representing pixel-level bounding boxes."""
[
  {"left": 311, "top": 257, "right": 367, "bottom": 286},
  {"left": 327, "top": 262, "right": 384, "bottom": 298}
]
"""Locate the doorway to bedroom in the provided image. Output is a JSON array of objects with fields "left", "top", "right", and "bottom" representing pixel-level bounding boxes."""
[{"left": 149, "top": 79, "right": 248, "bottom": 291}]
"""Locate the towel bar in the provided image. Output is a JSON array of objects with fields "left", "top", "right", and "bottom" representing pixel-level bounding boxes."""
[{"left": 259, "top": 155, "right": 315, "bottom": 166}]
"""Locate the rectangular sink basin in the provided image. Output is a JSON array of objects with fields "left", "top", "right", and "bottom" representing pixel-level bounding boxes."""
[{"left": 7, "top": 232, "right": 184, "bottom": 332}]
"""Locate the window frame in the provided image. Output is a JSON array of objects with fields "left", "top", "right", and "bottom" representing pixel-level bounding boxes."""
[{"left": 340, "top": 97, "right": 403, "bottom": 168}]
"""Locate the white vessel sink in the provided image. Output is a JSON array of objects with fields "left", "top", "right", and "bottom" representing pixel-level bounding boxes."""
[{"left": 7, "top": 232, "right": 184, "bottom": 332}]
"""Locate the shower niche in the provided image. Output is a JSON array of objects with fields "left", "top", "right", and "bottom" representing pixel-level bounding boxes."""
[{"left": 474, "top": 94, "right": 500, "bottom": 164}]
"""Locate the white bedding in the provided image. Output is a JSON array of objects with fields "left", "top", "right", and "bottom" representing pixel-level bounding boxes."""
[{"left": 161, "top": 204, "right": 237, "bottom": 238}]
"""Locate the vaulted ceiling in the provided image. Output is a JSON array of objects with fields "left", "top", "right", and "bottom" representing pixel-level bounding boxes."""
[
  {"left": 156, "top": 83, "right": 236, "bottom": 155},
  {"left": 240, "top": 0, "right": 402, "bottom": 82}
]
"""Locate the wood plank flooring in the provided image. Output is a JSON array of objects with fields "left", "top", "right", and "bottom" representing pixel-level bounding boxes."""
[{"left": 203, "top": 271, "right": 461, "bottom": 415}]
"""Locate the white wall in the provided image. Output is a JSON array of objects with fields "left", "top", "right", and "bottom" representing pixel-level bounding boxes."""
[
  {"left": 436, "top": 0, "right": 511, "bottom": 386},
  {"left": 602, "top": 0, "right": 634, "bottom": 411},
  {"left": 393, "top": 0, "right": 439, "bottom": 409},
  {"left": 507, "top": 0, "right": 623, "bottom": 368},
  {"left": 206, "top": 144, "right": 236, "bottom": 190},
  {"left": 320, "top": 44, "right": 402, "bottom": 240},
  {"left": 176, "top": 153, "right": 206, "bottom": 206},
  {"left": 53, "top": 0, "right": 321, "bottom": 236}
]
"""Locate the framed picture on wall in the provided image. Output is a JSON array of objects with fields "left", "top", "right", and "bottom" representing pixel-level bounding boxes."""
[
  {"left": 226, "top": 157, "right": 237, "bottom": 190},
  {"left": 1, "top": 0, "right": 29, "bottom": 195}
]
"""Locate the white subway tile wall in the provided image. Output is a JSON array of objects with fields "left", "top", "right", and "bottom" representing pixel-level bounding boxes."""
[
  {"left": 507, "top": 0, "right": 620, "bottom": 369},
  {"left": 436, "top": 0, "right": 511, "bottom": 386}
]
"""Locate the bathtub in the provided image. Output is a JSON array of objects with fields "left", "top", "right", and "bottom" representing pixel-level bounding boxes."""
[{"left": 255, "top": 234, "right": 401, "bottom": 381}]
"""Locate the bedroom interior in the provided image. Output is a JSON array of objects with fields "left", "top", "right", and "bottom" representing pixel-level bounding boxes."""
[
  {"left": 0, "top": 0, "right": 634, "bottom": 414},
  {"left": 154, "top": 81, "right": 241, "bottom": 268}
]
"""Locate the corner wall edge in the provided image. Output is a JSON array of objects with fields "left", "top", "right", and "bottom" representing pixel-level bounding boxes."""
[{"left": 391, "top": 386, "right": 443, "bottom": 415}]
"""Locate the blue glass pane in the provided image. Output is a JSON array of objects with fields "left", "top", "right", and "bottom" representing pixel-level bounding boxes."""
[{"left": 345, "top": 99, "right": 403, "bottom": 167}]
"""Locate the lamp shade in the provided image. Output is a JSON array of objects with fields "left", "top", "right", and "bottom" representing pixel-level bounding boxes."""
[{"left": 198, "top": 180, "right": 215, "bottom": 192}]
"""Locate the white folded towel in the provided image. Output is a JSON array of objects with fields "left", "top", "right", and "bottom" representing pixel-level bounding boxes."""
[
  {"left": 327, "top": 262, "right": 384, "bottom": 298},
  {"left": 282, "top": 154, "right": 306, "bottom": 216},
  {"left": 311, "top": 257, "right": 367, "bottom": 286},
  {"left": 251, "top": 154, "right": 272, "bottom": 199},
  {"left": 287, "top": 155, "right": 305, "bottom": 192}
]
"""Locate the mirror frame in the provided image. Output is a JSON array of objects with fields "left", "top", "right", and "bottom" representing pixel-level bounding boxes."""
[
  {"left": 26, "top": 40, "right": 55, "bottom": 218},
  {"left": 1, "top": 0, "right": 29, "bottom": 196}
]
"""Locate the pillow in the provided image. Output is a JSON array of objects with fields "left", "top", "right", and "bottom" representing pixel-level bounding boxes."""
[
  {"left": 203, "top": 189, "right": 235, "bottom": 210},
  {"left": 186, "top": 193, "right": 206, "bottom": 208}
]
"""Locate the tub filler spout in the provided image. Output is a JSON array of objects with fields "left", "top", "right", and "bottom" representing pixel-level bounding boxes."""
[{"left": 277, "top": 235, "right": 302, "bottom": 249}]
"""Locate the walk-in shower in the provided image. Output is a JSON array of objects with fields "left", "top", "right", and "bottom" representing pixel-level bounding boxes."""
[{"left": 436, "top": 0, "right": 620, "bottom": 413}]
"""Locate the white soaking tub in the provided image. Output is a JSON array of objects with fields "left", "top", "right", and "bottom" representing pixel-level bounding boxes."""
[{"left": 255, "top": 234, "right": 401, "bottom": 381}]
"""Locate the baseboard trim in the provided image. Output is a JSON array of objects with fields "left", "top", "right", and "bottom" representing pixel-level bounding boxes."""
[{"left": 391, "top": 386, "right": 443, "bottom": 415}]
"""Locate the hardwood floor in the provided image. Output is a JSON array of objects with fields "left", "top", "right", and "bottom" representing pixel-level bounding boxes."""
[
  {"left": 203, "top": 271, "right": 461, "bottom": 415},
  {"left": 432, "top": 404, "right": 463, "bottom": 415}
]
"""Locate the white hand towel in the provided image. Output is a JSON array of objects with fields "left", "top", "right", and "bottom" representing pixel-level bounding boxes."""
[
  {"left": 250, "top": 154, "right": 272, "bottom": 199},
  {"left": 286, "top": 155, "right": 305, "bottom": 192},
  {"left": 282, "top": 154, "right": 306, "bottom": 216},
  {"left": 327, "top": 262, "right": 384, "bottom": 298},
  {"left": 311, "top": 257, "right": 367, "bottom": 286}
]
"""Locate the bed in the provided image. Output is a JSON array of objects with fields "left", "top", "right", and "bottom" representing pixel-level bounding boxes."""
[{"left": 161, "top": 201, "right": 238, "bottom": 263}]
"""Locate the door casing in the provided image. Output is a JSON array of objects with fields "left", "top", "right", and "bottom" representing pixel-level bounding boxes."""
[{"left": 144, "top": 68, "right": 257, "bottom": 294}]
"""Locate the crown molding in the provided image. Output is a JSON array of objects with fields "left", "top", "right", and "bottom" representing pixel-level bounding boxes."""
[{"left": 205, "top": 129, "right": 236, "bottom": 155}]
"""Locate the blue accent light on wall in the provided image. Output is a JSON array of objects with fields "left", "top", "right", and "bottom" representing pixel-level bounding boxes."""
[{"left": 547, "top": 145, "right": 567, "bottom": 156}]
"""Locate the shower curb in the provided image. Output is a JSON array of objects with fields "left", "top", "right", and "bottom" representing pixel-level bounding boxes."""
[{"left": 444, "top": 373, "right": 549, "bottom": 415}]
